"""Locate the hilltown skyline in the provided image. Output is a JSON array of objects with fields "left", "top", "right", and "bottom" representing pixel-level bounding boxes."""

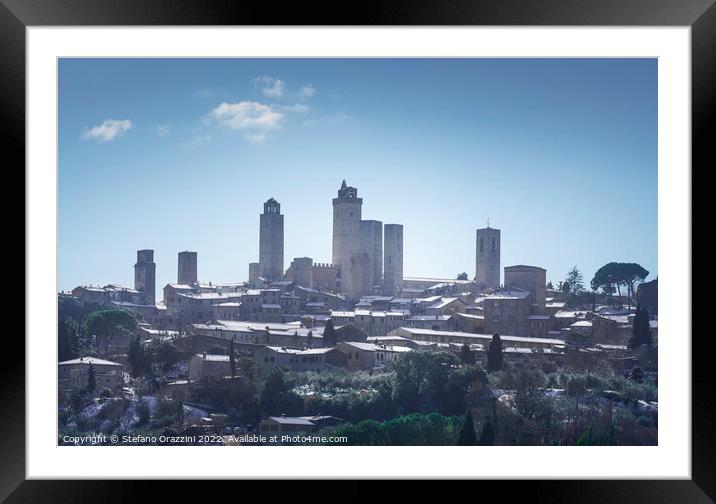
[{"left": 61, "top": 178, "right": 654, "bottom": 302}]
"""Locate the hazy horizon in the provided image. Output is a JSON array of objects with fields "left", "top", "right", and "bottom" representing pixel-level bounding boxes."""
[{"left": 58, "top": 58, "right": 657, "bottom": 298}]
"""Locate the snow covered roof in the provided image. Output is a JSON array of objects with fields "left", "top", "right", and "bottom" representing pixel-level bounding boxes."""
[
  {"left": 267, "top": 416, "right": 315, "bottom": 426},
  {"left": 486, "top": 288, "right": 532, "bottom": 300},
  {"left": 408, "top": 315, "right": 451, "bottom": 321},
  {"left": 58, "top": 357, "right": 122, "bottom": 367},
  {"left": 195, "top": 353, "right": 230, "bottom": 362},
  {"left": 397, "top": 327, "right": 564, "bottom": 345},
  {"left": 428, "top": 297, "right": 461, "bottom": 309},
  {"left": 571, "top": 321, "right": 593, "bottom": 327}
]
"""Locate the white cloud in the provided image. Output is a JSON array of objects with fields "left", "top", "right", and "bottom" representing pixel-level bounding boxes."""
[
  {"left": 298, "top": 84, "right": 316, "bottom": 99},
  {"left": 81, "top": 119, "right": 132, "bottom": 142},
  {"left": 210, "top": 101, "right": 284, "bottom": 131},
  {"left": 156, "top": 124, "right": 170, "bottom": 136},
  {"left": 209, "top": 101, "right": 286, "bottom": 143},
  {"left": 253, "top": 76, "right": 316, "bottom": 101},
  {"left": 253, "top": 76, "right": 286, "bottom": 99}
]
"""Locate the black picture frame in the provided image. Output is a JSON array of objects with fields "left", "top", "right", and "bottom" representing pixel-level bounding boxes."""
[{"left": 4, "top": 0, "right": 710, "bottom": 498}]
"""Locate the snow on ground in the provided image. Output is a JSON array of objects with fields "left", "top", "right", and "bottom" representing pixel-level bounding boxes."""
[{"left": 183, "top": 404, "right": 208, "bottom": 425}]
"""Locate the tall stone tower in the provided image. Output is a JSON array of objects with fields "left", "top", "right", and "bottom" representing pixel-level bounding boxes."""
[
  {"left": 259, "top": 198, "right": 284, "bottom": 281},
  {"left": 134, "top": 249, "right": 156, "bottom": 305},
  {"left": 360, "top": 219, "right": 383, "bottom": 291},
  {"left": 475, "top": 226, "right": 500, "bottom": 289},
  {"left": 177, "top": 251, "right": 197, "bottom": 285},
  {"left": 332, "top": 180, "right": 363, "bottom": 296},
  {"left": 383, "top": 224, "right": 403, "bottom": 296}
]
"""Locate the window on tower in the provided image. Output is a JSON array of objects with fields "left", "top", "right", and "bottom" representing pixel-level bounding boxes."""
[{"left": 480, "top": 238, "right": 484, "bottom": 252}]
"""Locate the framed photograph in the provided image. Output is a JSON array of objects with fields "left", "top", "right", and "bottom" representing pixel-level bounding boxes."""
[{"left": 7, "top": 0, "right": 711, "bottom": 496}]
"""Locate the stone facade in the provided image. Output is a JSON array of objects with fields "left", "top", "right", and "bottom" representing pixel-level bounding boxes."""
[
  {"left": 483, "top": 287, "right": 534, "bottom": 337},
  {"left": 311, "top": 263, "right": 338, "bottom": 291},
  {"left": 285, "top": 257, "right": 313, "bottom": 288},
  {"left": 248, "top": 262, "right": 260, "bottom": 284},
  {"left": 383, "top": 224, "right": 404, "bottom": 296},
  {"left": 475, "top": 226, "right": 500, "bottom": 289},
  {"left": 504, "top": 265, "right": 547, "bottom": 314},
  {"left": 177, "top": 251, "right": 198, "bottom": 285},
  {"left": 360, "top": 219, "right": 383, "bottom": 290},
  {"left": 259, "top": 198, "right": 284, "bottom": 281},
  {"left": 58, "top": 357, "right": 124, "bottom": 398},
  {"left": 134, "top": 249, "right": 156, "bottom": 305}
]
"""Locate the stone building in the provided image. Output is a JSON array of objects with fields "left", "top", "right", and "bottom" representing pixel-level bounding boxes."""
[
  {"left": 255, "top": 346, "right": 348, "bottom": 374},
  {"left": 248, "top": 262, "right": 260, "bottom": 284},
  {"left": 58, "top": 357, "right": 124, "bottom": 398},
  {"left": 504, "top": 264, "right": 547, "bottom": 314},
  {"left": 475, "top": 226, "right": 500, "bottom": 290},
  {"left": 637, "top": 278, "right": 658, "bottom": 316},
  {"left": 483, "top": 287, "right": 534, "bottom": 337},
  {"left": 188, "top": 352, "right": 232, "bottom": 382},
  {"left": 177, "top": 251, "right": 198, "bottom": 285},
  {"left": 134, "top": 249, "right": 156, "bottom": 305},
  {"left": 311, "top": 263, "right": 338, "bottom": 291},
  {"left": 259, "top": 198, "right": 284, "bottom": 281},
  {"left": 383, "top": 224, "right": 404, "bottom": 296},
  {"left": 338, "top": 341, "right": 411, "bottom": 371},
  {"left": 285, "top": 257, "right": 313, "bottom": 288}
]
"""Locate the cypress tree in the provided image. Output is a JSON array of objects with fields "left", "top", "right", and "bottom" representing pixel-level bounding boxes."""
[
  {"left": 478, "top": 418, "right": 495, "bottom": 446},
  {"left": 629, "top": 304, "right": 653, "bottom": 349},
  {"left": 459, "top": 343, "right": 476, "bottom": 365},
  {"left": 487, "top": 333, "right": 503, "bottom": 372},
  {"left": 457, "top": 409, "right": 477, "bottom": 445},
  {"left": 86, "top": 362, "right": 96, "bottom": 393},
  {"left": 323, "top": 319, "right": 337, "bottom": 348}
]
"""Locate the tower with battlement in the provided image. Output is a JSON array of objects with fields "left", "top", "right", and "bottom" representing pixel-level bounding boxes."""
[
  {"left": 312, "top": 262, "right": 338, "bottom": 291},
  {"left": 332, "top": 180, "right": 363, "bottom": 297},
  {"left": 259, "top": 198, "right": 284, "bottom": 281},
  {"left": 475, "top": 226, "right": 500, "bottom": 290},
  {"left": 134, "top": 249, "right": 156, "bottom": 305},
  {"left": 383, "top": 224, "right": 403, "bottom": 296},
  {"left": 177, "top": 251, "right": 197, "bottom": 285}
]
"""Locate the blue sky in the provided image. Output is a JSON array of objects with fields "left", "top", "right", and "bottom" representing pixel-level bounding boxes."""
[{"left": 58, "top": 58, "right": 657, "bottom": 297}]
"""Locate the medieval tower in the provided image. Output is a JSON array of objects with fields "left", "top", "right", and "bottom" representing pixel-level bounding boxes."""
[
  {"left": 332, "top": 180, "right": 363, "bottom": 297},
  {"left": 360, "top": 219, "right": 383, "bottom": 291},
  {"left": 475, "top": 225, "right": 501, "bottom": 289},
  {"left": 259, "top": 198, "right": 284, "bottom": 281},
  {"left": 134, "top": 249, "right": 156, "bottom": 305},
  {"left": 383, "top": 224, "right": 404, "bottom": 296},
  {"left": 177, "top": 250, "right": 197, "bottom": 285}
]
